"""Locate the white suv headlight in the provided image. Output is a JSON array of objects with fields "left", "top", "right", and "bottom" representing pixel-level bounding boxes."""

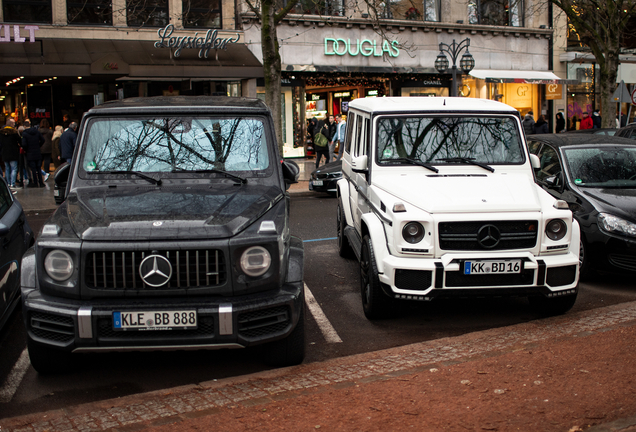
[
  {"left": 545, "top": 219, "right": 567, "bottom": 241},
  {"left": 598, "top": 213, "right": 636, "bottom": 237},
  {"left": 240, "top": 246, "right": 272, "bottom": 277},
  {"left": 44, "top": 250, "right": 74, "bottom": 281}
]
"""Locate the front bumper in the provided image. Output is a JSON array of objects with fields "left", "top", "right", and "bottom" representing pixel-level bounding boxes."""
[
  {"left": 22, "top": 282, "right": 304, "bottom": 353},
  {"left": 378, "top": 251, "right": 579, "bottom": 301}
]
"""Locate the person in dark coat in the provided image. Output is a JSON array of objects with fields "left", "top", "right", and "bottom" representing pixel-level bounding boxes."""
[
  {"left": 0, "top": 118, "right": 22, "bottom": 188},
  {"left": 21, "top": 120, "right": 45, "bottom": 187},
  {"left": 59, "top": 122, "right": 78, "bottom": 164},
  {"left": 555, "top": 112, "right": 566, "bottom": 133},
  {"left": 51, "top": 125, "right": 63, "bottom": 169},
  {"left": 38, "top": 119, "right": 53, "bottom": 177},
  {"left": 592, "top": 110, "right": 602, "bottom": 129},
  {"left": 534, "top": 115, "right": 549, "bottom": 134}
]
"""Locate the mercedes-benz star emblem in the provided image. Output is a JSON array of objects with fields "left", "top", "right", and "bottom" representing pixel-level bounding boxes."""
[
  {"left": 139, "top": 255, "right": 173, "bottom": 287},
  {"left": 477, "top": 224, "right": 501, "bottom": 249}
]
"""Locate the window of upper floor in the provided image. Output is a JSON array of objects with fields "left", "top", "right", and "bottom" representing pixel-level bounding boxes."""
[
  {"left": 68, "top": 0, "right": 113, "bottom": 25},
  {"left": 468, "top": 0, "right": 524, "bottom": 27},
  {"left": 127, "top": 0, "right": 169, "bottom": 27},
  {"left": 291, "top": 0, "right": 345, "bottom": 16},
  {"left": 3, "top": 0, "right": 52, "bottom": 23},
  {"left": 182, "top": 0, "right": 222, "bottom": 28},
  {"left": 377, "top": 0, "right": 440, "bottom": 21}
]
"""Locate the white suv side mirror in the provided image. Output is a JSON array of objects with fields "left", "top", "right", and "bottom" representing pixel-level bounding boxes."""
[
  {"left": 351, "top": 155, "right": 368, "bottom": 172},
  {"left": 530, "top": 154, "right": 541, "bottom": 169}
]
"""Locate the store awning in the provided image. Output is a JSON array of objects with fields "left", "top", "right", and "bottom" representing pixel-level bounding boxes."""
[{"left": 469, "top": 69, "right": 578, "bottom": 85}]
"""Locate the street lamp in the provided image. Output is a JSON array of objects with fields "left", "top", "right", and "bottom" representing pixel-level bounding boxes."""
[{"left": 434, "top": 38, "right": 475, "bottom": 97}]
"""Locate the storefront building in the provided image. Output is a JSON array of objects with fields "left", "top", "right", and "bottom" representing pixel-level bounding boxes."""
[
  {"left": 243, "top": 0, "right": 574, "bottom": 156},
  {"left": 0, "top": 0, "right": 262, "bottom": 129}
]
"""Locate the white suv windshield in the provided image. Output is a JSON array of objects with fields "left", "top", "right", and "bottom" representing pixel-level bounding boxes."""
[
  {"left": 81, "top": 116, "right": 270, "bottom": 173},
  {"left": 377, "top": 116, "right": 524, "bottom": 165}
]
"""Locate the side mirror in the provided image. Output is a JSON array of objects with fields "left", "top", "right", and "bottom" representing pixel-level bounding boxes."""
[
  {"left": 281, "top": 160, "right": 300, "bottom": 187},
  {"left": 351, "top": 155, "right": 368, "bottom": 173},
  {"left": 54, "top": 162, "right": 70, "bottom": 186},
  {"left": 529, "top": 154, "right": 540, "bottom": 170},
  {"left": 544, "top": 173, "right": 562, "bottom": 190}
]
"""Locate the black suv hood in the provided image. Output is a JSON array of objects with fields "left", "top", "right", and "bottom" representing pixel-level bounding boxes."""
[
  {"left": 581, "top": 187, "right": 636, "bottom": 221},
  {"left": 65, "top": 185, "right": 284, "bottom": 241}
]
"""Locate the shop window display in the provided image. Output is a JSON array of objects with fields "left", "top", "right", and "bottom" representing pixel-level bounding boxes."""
[
  {"left": 127, "top": 0, "right": 168, "bottom": 27},
  {"left": 68, "top": 0, "right": 113, "bottom": 25},
  {"left": 183, "top": 0, "right": 222, "bottom": 28},
  {"left": 3, "top": 0, "right": 52, "bottom": 23},
  {"left": 468, "top": 0, "right": 524, "bottom": 26}
]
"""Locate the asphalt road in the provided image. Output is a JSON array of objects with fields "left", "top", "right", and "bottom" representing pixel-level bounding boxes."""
[{"left": 1, "top": 195, "right": 635, "bottom": 419}]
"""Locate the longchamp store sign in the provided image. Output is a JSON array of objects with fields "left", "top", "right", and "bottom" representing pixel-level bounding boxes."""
[{"left": 154, "top": 24, "right": 240, "bottom": 58}]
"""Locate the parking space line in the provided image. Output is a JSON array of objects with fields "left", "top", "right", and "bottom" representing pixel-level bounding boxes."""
[
  {"left": 0, "top": 348, "right": 29, "bottom": 403},
  {"left": 302, "top": 237, "right": 337, "bottom": 243},
  {"left": 304, "top": 283, "right": 343, "bottom": 343}
]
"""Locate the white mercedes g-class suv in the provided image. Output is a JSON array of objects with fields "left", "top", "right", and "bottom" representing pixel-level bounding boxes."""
[{"left": 337, "top": 97, "right": 580, "bottom": 319}]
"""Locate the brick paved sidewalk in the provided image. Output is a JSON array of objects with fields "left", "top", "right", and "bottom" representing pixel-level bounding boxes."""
[{"left": 2, "top": 301, "right": 636, "bottom": 431}]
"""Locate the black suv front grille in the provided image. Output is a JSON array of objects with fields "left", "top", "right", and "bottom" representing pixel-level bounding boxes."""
[
  {"left": 30, "top": 312, "right": 75, "bottom": 343},
  {"left": 85, "top": 249, "right": 227, "bottom": 290},
  {"left": 238, "top": 306, "right": 290, "bottom": 339},
  {"left": 439, "top": 221, "right": 538, "bottom": 251}
]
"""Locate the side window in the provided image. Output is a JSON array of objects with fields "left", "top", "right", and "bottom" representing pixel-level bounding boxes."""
[
  {"left": 344, "top": 113, "right": 355, "bottom": 154},
  {"left": 362, "top": 118, "right": 370, "bottom": 157},
  {"left": 354, "top": 116, "right": 363, "bottom": 157},
  {"left": 536, "top": 145, "right": 561, "bottom": 183},
  {"left": 0, "top": 181, "right": 12, "bottom": 219}
]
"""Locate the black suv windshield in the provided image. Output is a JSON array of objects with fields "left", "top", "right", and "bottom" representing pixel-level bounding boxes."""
[
  {"left": 376, "top": 116, "right": 524, "bottom": 165},
  {"left": 81, "top": 116, "right": 270, "bottom": 175}
]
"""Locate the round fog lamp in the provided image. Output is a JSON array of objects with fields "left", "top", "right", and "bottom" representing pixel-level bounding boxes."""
[
  {"left": 402, "top": 222, "right": 425, "bottom": 244},
  {"left": 240, "top": 246, "right": 271, "bottom": 277},
  {"left": 44, "top": 250, "right": 74, "bottom": 281},
  {"left": 545, "top": 219, "right": 567, "bottom": 241}
]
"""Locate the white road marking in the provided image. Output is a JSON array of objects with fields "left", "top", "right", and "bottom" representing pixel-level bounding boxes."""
[
  {"left": 304, "top": 283, "right": 343, "bottom": 343},
  {"left": 0, "top": 348, "right": 30, "bottom": 403}
]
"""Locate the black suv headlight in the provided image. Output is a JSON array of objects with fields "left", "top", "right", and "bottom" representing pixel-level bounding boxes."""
[
  {"left": 44, "top": 250, "right": 74, "bottom": 281},
  {"left": 240, "top": 246, "right": 272, "bottom": 277}
]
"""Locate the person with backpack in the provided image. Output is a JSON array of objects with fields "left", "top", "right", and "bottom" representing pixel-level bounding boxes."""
[{"left": 313, "top": 115, "right": 330, "bottom": 169}]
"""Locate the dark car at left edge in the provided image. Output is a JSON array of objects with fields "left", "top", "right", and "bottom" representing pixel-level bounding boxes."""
[
  {"left": 0, "top": 177, "right": 34, "bottom": 330},
  {"left": 527, "top": 133, "right": 636, "bottom": 279}
]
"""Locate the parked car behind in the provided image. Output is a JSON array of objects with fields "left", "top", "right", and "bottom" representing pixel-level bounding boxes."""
[
  {"left": 309, "top": 160, "right": 342, "bottom": 195},
  {"left": 527, "top": 133, "right": 636, "bottom": 279},
  {"left": 615, "top": 123, "right": 636, "bottom": 140},
  {"left": 0, "top": 176, "right": 34, "bottom": 330},
  {"left": 567, "top": 128, "right": 617, "bottom": 136}
]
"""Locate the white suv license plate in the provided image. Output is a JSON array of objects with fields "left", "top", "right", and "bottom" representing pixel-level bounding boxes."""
[
  {"left": 113, "top": 310, "right": 197, "bottom": 331},
  {"left": 463, "top": 260, "right": 521, "bottom": 275}
]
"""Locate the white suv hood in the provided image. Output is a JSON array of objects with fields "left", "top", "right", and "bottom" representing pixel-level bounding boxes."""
[{"left": 375, "top": 172, "right": 541, "bottom": 213}]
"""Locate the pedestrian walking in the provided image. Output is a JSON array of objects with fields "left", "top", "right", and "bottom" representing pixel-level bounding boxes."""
[
  {"left": 38, "top": 119, "right": 53, "bottom": 180},
  {"left": 313, "top": 116, "right": 330, "bottom": 169},
  {"left": 51, "top": 125, "right": 63, "bottom": 169},
  {"left": 59, "top": 122, "right": 78, "bottom": 164},
  {"left": 21, "top": 120, "right": 45, "bottom": 187},
  {"left": 592, "top": 110, "right": 602, "bottom": 129},
  {"left": 0, "top": 118, "right": 22, "bottom": 188},
  {"left": 333, "top": 114, "right": 346, "bottom": 161},
  {"left": 534, "top": 115, "right": 549, "bottom": 134},
  {"left": 555, "top": 112, "right": 566, "bottom": 133},
  {"left": 522, "top": 111, "right": 535, "bottom": 135},
  {"left": 325, "top": 114, "right": 337, "bottom": 164},
  {"left": 580, "top": 111, "right": 593, "bottom": 130}
]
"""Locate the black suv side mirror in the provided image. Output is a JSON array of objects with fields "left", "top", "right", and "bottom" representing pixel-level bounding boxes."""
[
  {"left": 281, "top": 160, "right": 300, "bottom": 189},
  {"left": 53, "top": 163, "right": 70, "bottom": 205}
]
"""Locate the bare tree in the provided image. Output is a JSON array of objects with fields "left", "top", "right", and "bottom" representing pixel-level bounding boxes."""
[{"left": 549, "top": 0, "right": 636, "bottom": 128}]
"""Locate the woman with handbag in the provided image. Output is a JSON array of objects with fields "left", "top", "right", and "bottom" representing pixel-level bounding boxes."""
[{"left": 313, "top": 116, "right": 330, "bottom": 169}]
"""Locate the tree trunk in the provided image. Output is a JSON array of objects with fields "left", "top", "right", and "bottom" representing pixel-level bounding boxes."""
[{"left": 261, "top": 0, "right": 284, "bottom": 156}]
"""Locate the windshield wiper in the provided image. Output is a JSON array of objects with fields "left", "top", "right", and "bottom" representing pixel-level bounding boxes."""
[
  {"left": 382, "top": 157, "right": 439, "bottom": 173},
  {"left": 102, "top": 171, "right": 162, "bottom": 186},
  {"left": 436, "top": 157, "right": 495, "bottom": 173},
  {"left": 171, "top": 169, "right": 247, "bottom": 184}
]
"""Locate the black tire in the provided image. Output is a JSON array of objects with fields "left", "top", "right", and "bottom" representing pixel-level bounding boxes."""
[
  {"left": 529, "top": 291, "right": 578, "bottom": 316},
  {"left": 27, "top": 339, "right": 76, "bottom": 374},
  {"left": 337, "top": 199, "right": 354, "bottom": 258},
  {"left": 262, "top": 304, "right": 306, "bottom": 367},
  {"left": 578, "top": 237, "right": 593, "bottom": 281},
  {"left": 360, "top": 235, "right": 396, "bottom": 320}
]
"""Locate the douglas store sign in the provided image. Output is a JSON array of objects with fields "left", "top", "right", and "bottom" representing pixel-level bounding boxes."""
[{"left": 324, "top": 37, "right": 400, "bottom": 58}]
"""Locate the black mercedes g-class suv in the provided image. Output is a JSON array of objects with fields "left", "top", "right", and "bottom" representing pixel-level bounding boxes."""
[{"left": 21, "top": 96, "right": 305, "bottom": 373}]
